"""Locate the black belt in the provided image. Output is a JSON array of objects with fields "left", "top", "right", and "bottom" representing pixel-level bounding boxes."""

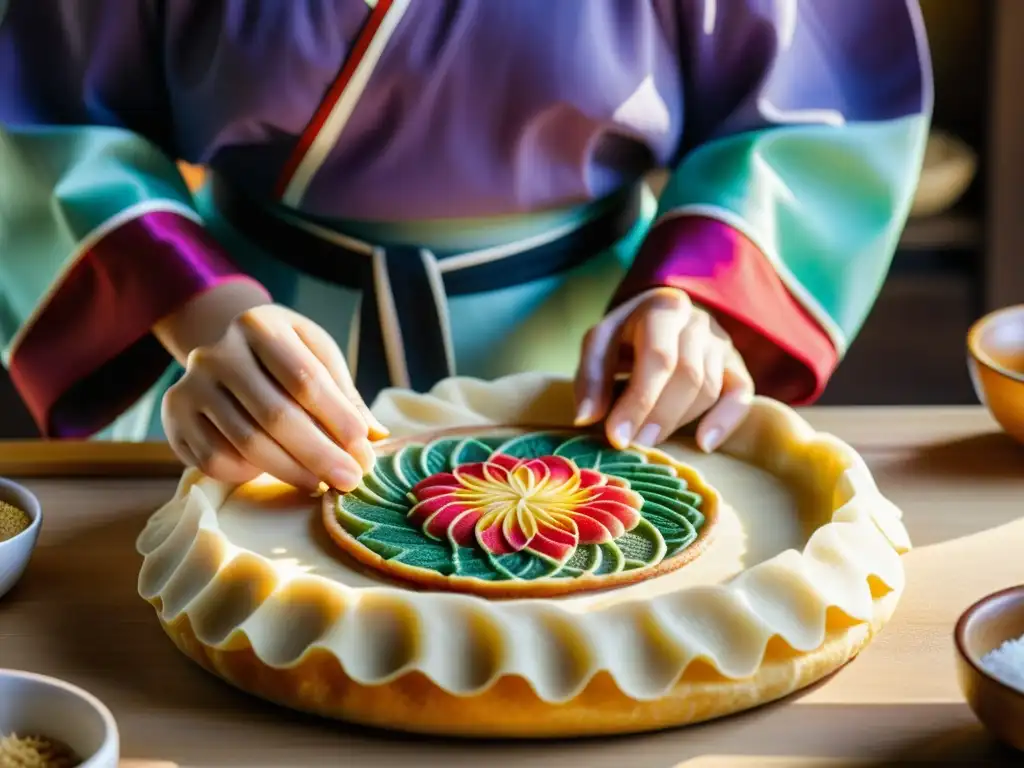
[{"left": 211, "top": 176, "right": 643, "bottom": 402}]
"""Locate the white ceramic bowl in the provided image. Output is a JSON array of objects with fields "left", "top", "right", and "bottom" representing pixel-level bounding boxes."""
[
  {"left": 0, "top": 477, "right": 41, "bottom": 600},
  {"left": 0, "top": 669, "right": 119, "bottom": 767}
]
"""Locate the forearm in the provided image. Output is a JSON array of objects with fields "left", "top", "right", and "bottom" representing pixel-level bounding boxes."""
[{"left": 153, "top": 280, "right": 273, "bottom": 366}]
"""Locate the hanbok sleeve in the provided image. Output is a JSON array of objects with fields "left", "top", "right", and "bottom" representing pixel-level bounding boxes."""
[
  {"left": 614, "top": 0, "right": 932, "bottom": 404},
  {"left": 0, "top": 1, "right": 266, "bottom": 437}
]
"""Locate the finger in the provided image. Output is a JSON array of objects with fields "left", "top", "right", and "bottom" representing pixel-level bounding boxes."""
[
  {"left": 240, "top": 319, "right": 376, "bottom": 471},
  {"left": 291, "top": 316, "right": 390, "bottom": 440},
  {"left": 202, "top": 385, "right": 321, "bottom": 489},
  {"left": 202, "top": 346, "right": 365, "bottom": 491},
  {"left": 178, "top": 413, "right": 263, "bottom": 485},
  {"left": 676, "top": 340, "right": 727, "bottom": 429},
  {"left": 573, "top": 323, "right": 622, "bottom": 427},
  {"left": 605, "top": 304, "right": 689, "bottom": 449},
  {"left": 696, "top": 355, "right": 754, "bottom": 453},
  {"left": 636, "top": 339, "right": 725, "bottom": 447}
]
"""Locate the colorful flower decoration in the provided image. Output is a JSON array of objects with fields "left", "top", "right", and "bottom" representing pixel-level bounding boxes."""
[
  {"left": 331, "top": 432, "right": 708, "bottom": 585},
  {"left": 408, "top": 454, "right": 644, "bottom": 564}
]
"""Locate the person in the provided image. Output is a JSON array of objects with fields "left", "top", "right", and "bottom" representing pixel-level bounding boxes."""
[{"left": 0, "top": 0, "right": 931, "bottom": 491}]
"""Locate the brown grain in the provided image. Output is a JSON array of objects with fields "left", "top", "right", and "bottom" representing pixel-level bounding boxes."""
[{"left": 0, "top": 501, "right": 29, "bottom": 542}]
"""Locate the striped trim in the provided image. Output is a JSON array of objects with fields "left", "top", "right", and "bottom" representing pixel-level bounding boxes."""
[
  {"left": 2, "top": 199, "right": 202, "bottom": 365},
  {"left": 276, "top": 0, "right": 411, "bottom": 206}
]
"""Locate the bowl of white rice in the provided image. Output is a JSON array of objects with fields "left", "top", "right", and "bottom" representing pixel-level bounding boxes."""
[{"left": 955, "top": 585, "right": 1024, "bottom": 751}]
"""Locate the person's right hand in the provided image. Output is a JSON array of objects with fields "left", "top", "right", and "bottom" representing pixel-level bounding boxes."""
[{"left": 161, "top": 304, "right": 388, "bottom": 491}]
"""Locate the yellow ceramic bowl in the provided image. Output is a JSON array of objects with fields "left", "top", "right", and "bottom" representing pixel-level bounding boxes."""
[
  {"left": 967, "top": 305, "right": 1024, "bottom": 444},
  {"left": 955, "top": 586, "right": 1024, "bottom": 752}
]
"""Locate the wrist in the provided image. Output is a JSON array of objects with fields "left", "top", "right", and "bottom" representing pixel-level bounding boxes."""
[{"left": 153, "top": 278, "right": 272, "bottom": 365}]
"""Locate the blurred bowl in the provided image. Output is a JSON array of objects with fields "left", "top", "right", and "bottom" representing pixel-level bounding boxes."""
[
  {"left": 911, "top": 130, "right": 978, "bottom": 218},
  {"left": 0, "top": 477, "right": 41, "bottom": 600},
  {"left": 967, "top": 305, "right": 1024, "bottom": 444},
  {"left": 0, "top": 669, "right": 119, "bottom": 767},
  {"left": 955, "top": 586, "right": 1024, "bottom": 751}
]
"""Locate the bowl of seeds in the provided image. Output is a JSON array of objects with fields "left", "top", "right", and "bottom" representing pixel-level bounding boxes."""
[
  {"left": 0, "top": 669, "right": 119, "bottom": 767},
  {"left": 0, "top": 477, "right": 41, "bottom": 600}
]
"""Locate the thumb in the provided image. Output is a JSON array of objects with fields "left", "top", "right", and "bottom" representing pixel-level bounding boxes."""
[{"left": 293, "top": 319, "right": 391, "bottom": 440}]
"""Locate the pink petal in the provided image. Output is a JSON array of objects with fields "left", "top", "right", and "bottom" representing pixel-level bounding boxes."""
[
  {"left": 531, "top": 456, "right": 578, "bottom": 488},
  {"left": 537, "top": 519, "right": 577, "bottom": 547},
  {"left": 414, "top": 484, "right": 461, "bottom": 501},
  {"left": 424, "top": 502, "right": 474, "bottom": 539},
  {"left": 408, "top": 494, "right": 458, "bottom": 525},
  {"left": 571, "top": 514, "right": 614, "bottom": 544},
  {"left": 570, "top": 504, "right": 626, "bottom": 539},
  {"left": 526, "top": 532, "right": 575, "bottom": 563},
  {"left": 453, "top": 462, "right": 488, "bottom": 481},
  {"left": 502, "top": 508, "right": 531, "bottom": 551},
  {"left": 489, "top": 454, "right": 520, "bottom": 471},
  {"left": 449, "top": 509, "right": 483, "bottom": 546},
  {"left": 478, "top": 518, "right": 515, "bottom": 554},
  {"left": 590, "top": 485, "right": 644, "bottom": 510},
  {"left": 604, "top": 475, "right": 628, "bottom": 489},
  {"left": 578, "top": 468, "right": 608, "bottom": 489},
  {"left": 579, "top": 500, "right": 641, "bottom": 532},
  {"left": 412, "top": 472, "right": 458, "bottom": 494}
]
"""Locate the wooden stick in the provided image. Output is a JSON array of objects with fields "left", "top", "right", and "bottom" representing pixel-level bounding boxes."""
[{"left": 0, "top": 441, "right": 182, "bottom": 478}]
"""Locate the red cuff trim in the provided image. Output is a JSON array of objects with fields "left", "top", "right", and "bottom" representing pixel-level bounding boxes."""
[
  {"left": 616, "top": 216, "right": 838, "bottom": 405},
  {"left": 8, "top": 210, "right": 266, "bottom": 437}
]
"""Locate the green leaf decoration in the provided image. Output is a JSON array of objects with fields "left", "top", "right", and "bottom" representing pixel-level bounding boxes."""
[
  {"left": 333, "top": 431, "right": 709, "bottom": 586},
  {"left": 419, "top": 438, "right": 463, "bottom": 476}
]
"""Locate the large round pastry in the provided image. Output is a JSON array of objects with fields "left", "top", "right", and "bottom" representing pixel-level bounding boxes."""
[{"left": 137, "top": 374, "right": 910, "bottom": 738}]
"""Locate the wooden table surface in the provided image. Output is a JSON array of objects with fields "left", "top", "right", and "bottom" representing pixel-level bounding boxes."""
[{"left": 2, "top": 406, "right": 1023, "bottom": 767}]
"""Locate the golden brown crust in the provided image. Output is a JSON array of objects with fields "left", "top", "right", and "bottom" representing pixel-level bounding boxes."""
[
  {"left": 150, "top": 592, "right": 896, "bottom": 738},
  {"left": 320, "top": 430, "right": 721, "bottom": 599}
]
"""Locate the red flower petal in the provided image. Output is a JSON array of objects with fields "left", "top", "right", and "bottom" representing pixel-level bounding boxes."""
[
  {"left": 407, "top": 493, "right": 458, "bottom": 526},
  {"left": 570, "top": 504, "right": 626, "bottom": 539},
  {"left": 415, "top": 484, "right": 460, "bottom": 500},
  {"left": 502, "top": 508, "right": 531, "bottom": 551},
  {"left": 579, "top": 500, "right": 641, "bottom": 532},
  {"left": 578, "top": 468, "right": 608, "bottom": 489},
  {"left": 478, "top": 520, "right": 515, "bottom": 554},
  {"left": 526, "top": 531, "right": 575, "bottom": 563},
  {"left": 571, "top": 514, "right": 614, "bottom": 544},
  {"left": 537, "top": 518, "right": 577, "bottom": 546},
  {"left": 590, "top": 485, "right": 644, "bottom": 509},
  {"left": 424, "top": 501, "right": 473, "bottom": 539},
  {"left": 489, "top": 454, "right": 520, "bottom": 471},
  {"left": 530, "top": 456, "right": 578, "bottom": 488},
  {"left": 412, "top": 472, "right": 458, "bottom": 494},
  {"left": 449, "top": 509, "right": 483, "bottom": 546}
]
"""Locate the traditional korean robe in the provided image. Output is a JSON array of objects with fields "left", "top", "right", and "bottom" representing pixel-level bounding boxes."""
[{"left": 0, "top": 0, "right": 932, "bottom": 439}]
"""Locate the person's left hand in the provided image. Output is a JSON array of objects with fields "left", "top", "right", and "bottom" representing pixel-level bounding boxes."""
[{"left": 574, "top": 287, "right": 754, "bottom": 452}]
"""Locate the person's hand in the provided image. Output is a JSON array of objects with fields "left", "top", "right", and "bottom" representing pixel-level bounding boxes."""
[
  {"left": 161, "top": 304, "right": 389, "bottom": 491},
  {"left": 574, "top": 287, "right": 753, "bottom": 452}
]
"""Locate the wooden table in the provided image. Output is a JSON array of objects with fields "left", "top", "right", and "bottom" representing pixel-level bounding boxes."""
[{"left": 2, "top": 407, "right": 1023, "bottom": 767}]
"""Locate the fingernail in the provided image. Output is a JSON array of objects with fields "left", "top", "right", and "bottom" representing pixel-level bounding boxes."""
[
  {"left": 353, "top": 439, "right": 377, "bottom": 472},
  {"left": 610, "top": 421, "right": 634, "bottom": 449},
  {"left": 328, "top": 468, "right": 360, "bottom": 491},
  {"left": 699, "top": 427, "right": 723, "bottom": 453},
  {"left": 635, "top": 423, "right": 661, "bottom": 447},
  {"left": 574, "top": 397, "right": 597, "bottom": 426}
]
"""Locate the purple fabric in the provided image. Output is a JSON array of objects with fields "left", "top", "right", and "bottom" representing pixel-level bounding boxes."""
[
  {"left": 8, "top": 210, "right": 267, "bottom": 437},
  {"left": 0, "top": 0, "right": 929, "bottom": 220}
]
